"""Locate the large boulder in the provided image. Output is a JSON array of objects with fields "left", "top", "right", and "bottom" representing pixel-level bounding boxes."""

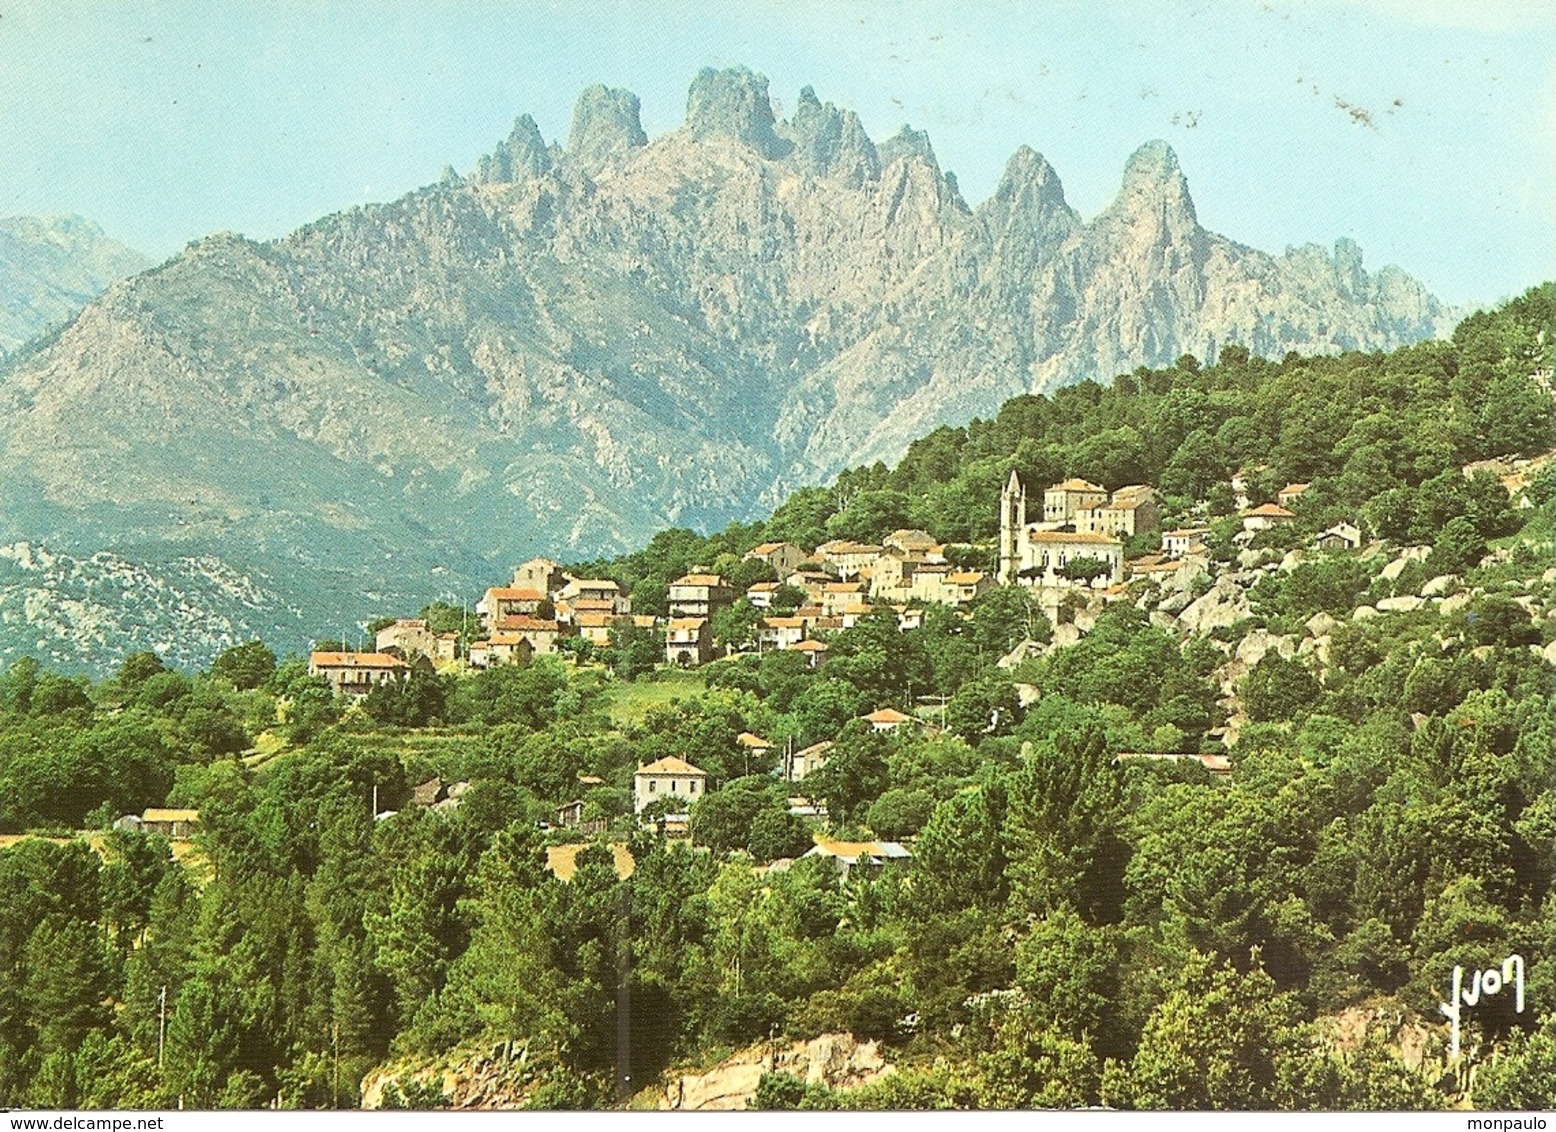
[
  {"left": 1178, "top": 577, "right": 1250, "bottom": 635},
  {"left": 1420, "top": 574, "right": 1459, "bottom": 598},
  {"left": 1305, "top": 611, "right": 1340, "bottom": 638},
  {"left": 1377, "top": 595, "right": 1425, "bottom": 613},
  {"left": 1235, "top": 629, "right": 1297, "bottom": 668},
  {"left": 666, "top": 1033, "right": 893, "bottom": 1110},
  {"left": 1438, "top": 591, "right": 1474, "bottom": 616}
]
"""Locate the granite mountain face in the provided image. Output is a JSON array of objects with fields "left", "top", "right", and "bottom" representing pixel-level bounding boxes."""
[
  {"left": 0, "top": 67, "right": 1451, "bottom": 666},
  {"left": 0, "top": 215, "right": 149, "bottom": 356}
]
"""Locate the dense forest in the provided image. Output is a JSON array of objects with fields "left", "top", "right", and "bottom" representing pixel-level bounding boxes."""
[{"left": 0, "top": 285, "right": 1551, "bottom": 1110}]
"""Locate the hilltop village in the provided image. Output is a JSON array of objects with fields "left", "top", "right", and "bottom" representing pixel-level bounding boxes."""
[
  {"left": 296, "top": 451, "right": 1547, "bottom": 837},
  {"left": 312, "top": 472, "right": 1353, "bottom": 687}
]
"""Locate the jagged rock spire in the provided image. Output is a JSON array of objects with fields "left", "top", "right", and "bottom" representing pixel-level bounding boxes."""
[{"left": 568, "top": 85, "right": 647, "bottom": 175}]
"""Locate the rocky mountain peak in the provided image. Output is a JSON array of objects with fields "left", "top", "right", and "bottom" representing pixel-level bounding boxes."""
[
  {"left": 685, "top": 66, "right": 788, "bottom": 159},
  {"left": 567, "top": 84, "right": 648, "bottom": 176},
  {"left": 990, "top": 146, "right": 1071, "bottom": 219},
  {"left": 1099, "top": 138, "right": 1198, "bottom": 236},
  {"left": 785, "top": 86, "right": 880, "bottom": 188},
  {"left": 877, "top": 124, "right": 939, "bottom": 171},
  {"left": 472, "top": 113, "right": 556, "bottom": 184}
]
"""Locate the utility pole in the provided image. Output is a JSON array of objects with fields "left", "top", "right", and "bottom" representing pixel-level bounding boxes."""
[{"left": 157, "top": 984, "right": 167, "bottom": 1069}]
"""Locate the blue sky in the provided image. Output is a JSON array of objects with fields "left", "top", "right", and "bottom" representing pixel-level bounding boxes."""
[{"left": 0, "top": 0, "right": 1549, "bottom": 308}]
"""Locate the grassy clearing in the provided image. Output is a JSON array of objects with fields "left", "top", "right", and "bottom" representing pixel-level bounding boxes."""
[{"left": 602, "top": 669, "right": 706, "bottom": 727}]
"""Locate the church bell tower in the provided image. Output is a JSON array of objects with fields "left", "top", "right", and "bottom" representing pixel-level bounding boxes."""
[{"left": 998, "top": 469, "right": 1026, "bottom": 585}]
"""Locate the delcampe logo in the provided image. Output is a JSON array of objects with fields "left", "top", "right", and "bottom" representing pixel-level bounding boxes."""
[{"left": 1439, "top": 953, "right": 1525, "bottom": 1059}]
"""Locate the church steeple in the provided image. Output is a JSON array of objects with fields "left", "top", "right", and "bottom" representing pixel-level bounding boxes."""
[{"left": 999, "top": 470, "right": 1026, "bottom": 585}]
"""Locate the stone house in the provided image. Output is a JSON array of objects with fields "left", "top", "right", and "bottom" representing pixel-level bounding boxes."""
[
  {"left": 431, "top": 632, "right": 460, "bottom": 662},
  {"left": 1077, "top": 485, "right": 1161, "bottom": 539},
  {"left": 512, "top": 557, "right": 568, "bottom": 596},
  {"left": 867, "top": 553, "right": 919, "bottom": 602},
  {"left": 814, "top": 540, "right": 884, "bottom": 581},
  {"left": 911, "top": 568, "right": 992, "bottom": 605},
  {"left": 309, "top": 651, "right": 408, "bottom": 696},
  {"left": 669, "top": 573, "right": 735, "bottom": 619},
  {"left": 666, "top": 617, "right": 714, "bottom": 667},
  {"left": 468, "top": 632, "right": 535, "bottom": 668},
  {"left": 882, "top": 529, "right": 940, "bottom": 558},
  {"left": 1042, "top": 478, "right": 1109, "bottom": 524},
  {"left": 819, "top": 581, "right": 866, "bottom": 617},
  {"left": 1277, "top": 483, "right": 1310, "bottom": 507},
  {"left": 477, "top": 586, "right": 547, "bottom": 630},
  {"left": 744, "top": 541, "right": 809, "bottom": 576},
  {"left": 489, "top": 614, "right": 561, "bottom": 655},
  {"left": 375, "top": 618, "right": 436, "bottom": 658},
  {"left": 634, "top": 756, "right": 708, "bottom": 815}
]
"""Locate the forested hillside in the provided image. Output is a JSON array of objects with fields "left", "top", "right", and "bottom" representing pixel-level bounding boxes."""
[{"left": 0, "top": 287, "right": 1550, "bottom": 1111}]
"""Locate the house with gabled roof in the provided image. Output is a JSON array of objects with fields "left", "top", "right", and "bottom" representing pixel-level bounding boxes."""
[
  {"left": 561, "top": 577, "right": 629, "bottom": 614},
  {"left": 489, "top": 614, "right": 561, "bottom": 655},
  {"left": 785, "top": 739, "right": 833, "bottom": 781},
  {"left": 511, "top": 557, "right": 567, "bottom": 597},
  {"left": 666, "top": 617, "right": 713, "bottom": 667},
  {"left": 477, "top": 585, "right": 547, "bottom": 631},
  {"left": 746, "top": 580, "right": 782, "bottom": 609},
  {"left": 819, "top": 580, "right": 866, "bottom": 617},
  {"left": 140, "top": 808, "right": 200, "bottom": 839},
  {"left": 814, "top": 540, "right": 884, "bottom": 581},
  {"left": 1277, "top": 483, "right": 1310, "bottom": 507},
  {"left": 759, "top": 615, "right": 807, "bottom": 650},
  {"left": 309, "top": 651, "right": 408, "bottom": 696},
  {"left": 1042, "top": 478, "right": 1109, "bottom": 524},
  {"left": 863, "top": 707, "right": 915, "bottom": 732},
  {"left": 1162, "top": 527, "right": 1211, "bottom": 558},
  {"left": 669, "top": 573, "right": 735, "bottom": 619},
  {"left": 1077, "top": 485, "right": 1161, "bottom": 539},
  {"left": 883, "top": 529, "right": 940, "bottom": 557},
  {"left": 1242, "top": 503, "right": 1297, "bottom": 532},
  {"left": 375, "top": 618, "right": 436, "bottom": 659},
  {"left": 634, "top": 756, "right": 708, "bottom": 815},
  {"left": 786, "top": 638, "right": 830, "bottom": 668},
  {"left": 802, "top": 837, "right": 912, "bottom": 876},
  {"left": 1314, "top": 521, "right": 1363, "bottom": 550},
  {"left": 467, "top": 632, "right": 534, "bottom": 669},
  {"left": 744, "top": 541, "right": 809, "bottom": 575}
]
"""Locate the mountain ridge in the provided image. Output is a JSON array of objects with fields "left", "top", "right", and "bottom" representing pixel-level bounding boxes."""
[{"left": 0, "top": 66, "right": 1454, "bottom": 666}]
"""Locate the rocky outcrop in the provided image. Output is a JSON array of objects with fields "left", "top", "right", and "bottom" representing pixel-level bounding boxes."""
[
  {"left": 686, "top": 65, "right": 788, "bottom": 158},
  {"left": 664, "top": 1033, "right": 893, "bottom": 1111},
  {"left": 566, "top": 85, "right": 648, "bottom": 175},
  {"left": 472, "top": 114, "right": 557, "bottom": 183}
]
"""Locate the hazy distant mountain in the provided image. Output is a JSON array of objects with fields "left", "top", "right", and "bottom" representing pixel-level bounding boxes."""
[
  {"left": 0, "top": 67, "right": 1452, "bottom": 668},
  {"left": 0, "top": 215, "right": 149, "bottom": 355}
]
